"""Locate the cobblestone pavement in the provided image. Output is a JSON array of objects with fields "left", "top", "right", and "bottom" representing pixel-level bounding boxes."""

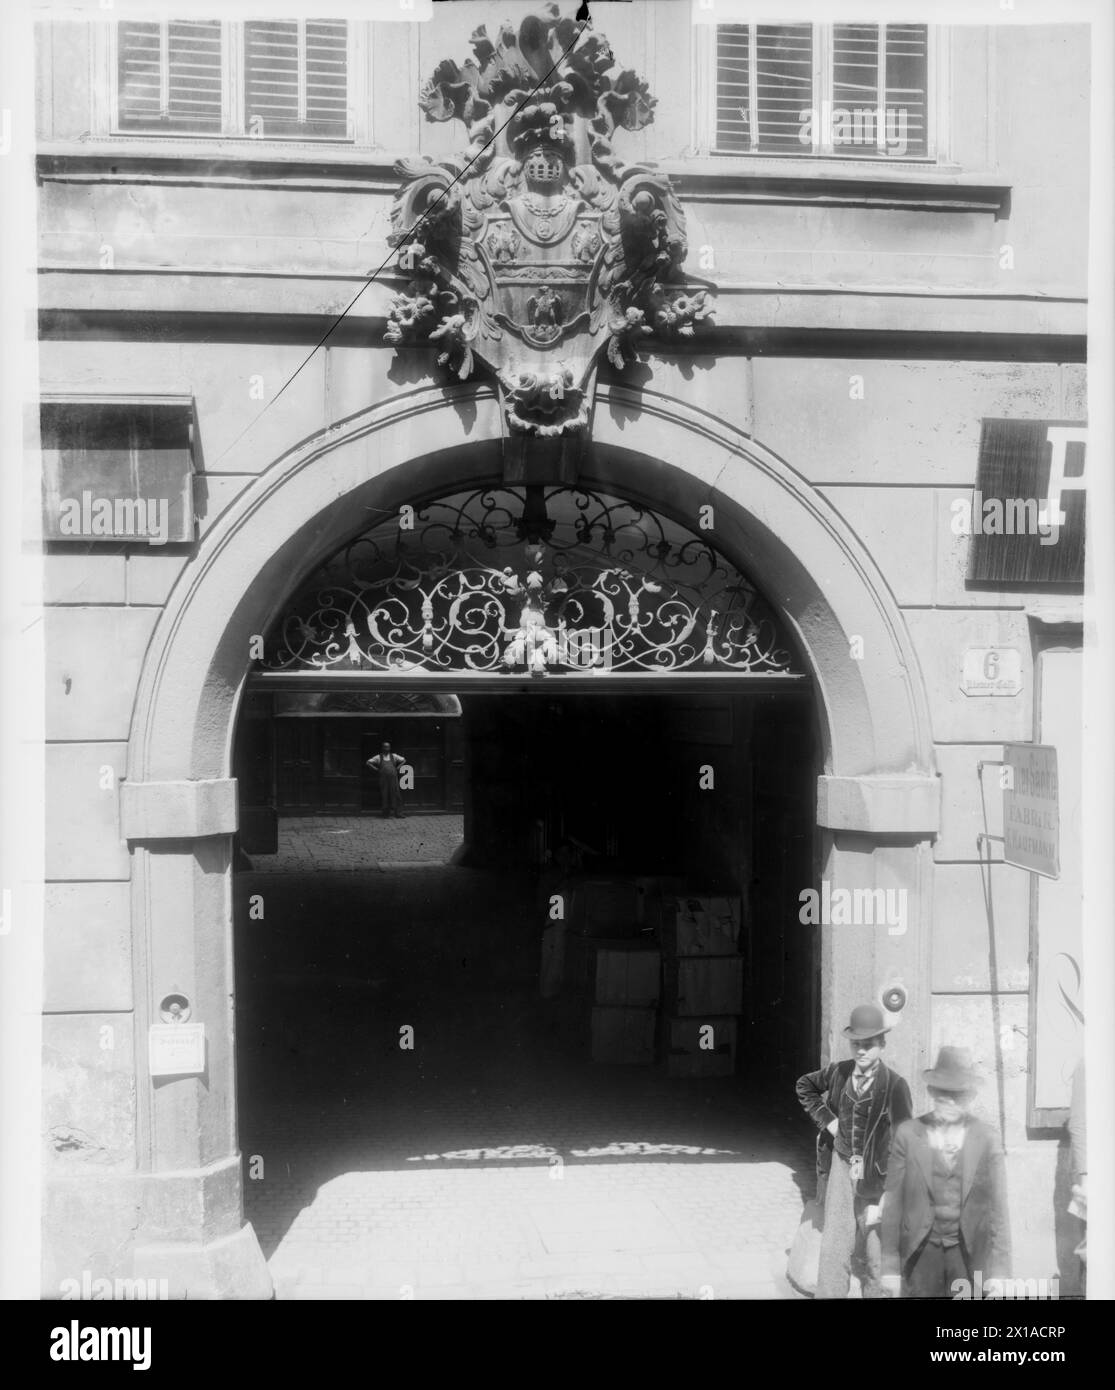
[
  {"left": 250, "top": 814, "right": 464, "bottom": 873},
  {"left": 235, "top": 864, "right": 816, "bottom": 1301}
]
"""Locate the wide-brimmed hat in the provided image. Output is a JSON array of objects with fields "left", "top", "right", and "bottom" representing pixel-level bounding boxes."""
[
  {"left": 924, "top": 1046, "right": 981, "bottom": 1093},
  {"left": 842, "top": 1004, "right": 892, "bottom": 1041}
]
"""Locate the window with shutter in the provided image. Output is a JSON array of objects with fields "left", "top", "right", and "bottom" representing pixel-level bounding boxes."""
[
  {"left": 754, "top": 24, "right": 814, "bottom": 153},
  {"left": 832, "top": 23, "right": 929, "bottom": 155},
  {"left": 882, "top": 23, "right": 929, "bottom": 157},
  {"left": 245, "top": 19, "right": 349, "bottom": 140},
  {"left": 117, "top": 20, "right": 223, "bottom": 133},
  {"left": 715, "top": 26, "right": 750, "bottom": 154},
  {"left": 714, "top": 23, "right": 930, "bottom": 158}
]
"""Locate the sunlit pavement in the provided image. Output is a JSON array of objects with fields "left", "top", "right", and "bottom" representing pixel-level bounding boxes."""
[
  {"left": 235, "top": 845, "right": 815, "bottom": 1301},
  {"left": 248, "top": 813, "right": 465, "bottom": 873},
  {"left": 242, "top": 1053, "right": 814, "bottom": 1301}
]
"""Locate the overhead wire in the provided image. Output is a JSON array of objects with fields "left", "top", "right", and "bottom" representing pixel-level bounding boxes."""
[{"left": 209, "top": 17, "right": 591, "bottom": 470}]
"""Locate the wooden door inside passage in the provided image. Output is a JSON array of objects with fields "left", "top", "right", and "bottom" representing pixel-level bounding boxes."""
[
  {"left": 319, "top": 721, "right": 364, "bottom": 811},
  {"left": 361, "top": 720, "right": 448, "bottom": 812},
  {"left": 275, "top": 719, "right": 316, "bottom": 810}
]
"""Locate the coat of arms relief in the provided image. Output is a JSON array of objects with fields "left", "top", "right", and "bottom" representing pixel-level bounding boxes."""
[{"left": 383, "top": 4, "right": 714, "bottom": 460}]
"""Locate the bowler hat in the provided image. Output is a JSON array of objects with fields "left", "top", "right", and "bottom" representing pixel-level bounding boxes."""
[
  {"left": 923, "top": 1045, "right": 981, "bottom": 1092},
  {"left": 842, "top": 1004, "right": 891, "bottom": 1040}
]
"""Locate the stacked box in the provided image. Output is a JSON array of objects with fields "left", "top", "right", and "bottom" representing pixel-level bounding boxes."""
[
  {"left": 593, "top": 942, "right": 661, "bottom": 1008},
  {"left": 661, "top": 895, "right": 740, "bottom": 956},
  {"left": 661, "top": 891, "right": 743, "bottom": 1078},
  {"left": 666, "top": 1017, "right": 738, "bottom": 1078},
  {"left": 667, "top": 954, "right": 743, "bottom": 1016},
  {"left": 568, "top": 877, "right": 643, "bottom": 938},
  {"left": 586, "top": 940, "right": 660, "bottom": 1065}
]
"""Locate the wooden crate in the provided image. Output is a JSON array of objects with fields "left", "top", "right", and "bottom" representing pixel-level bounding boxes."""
[
  {"left": 665, "top": 1016, "right": 739, "bottom": 1078},
  {"left": 591, "top": 1005, "right": 657, "bottom": 1065},
  {"left": 666, "top": 955, "right": 743, "bottom": 1017},
  {"left": 661, "top": 895, "right": 741, "bottom": 957},
  {"left": 593, "top": 942, "right": 661, "bottom": 1008},
  {"left": 570, "top": 877, "right": 643, "bottom": 938}
]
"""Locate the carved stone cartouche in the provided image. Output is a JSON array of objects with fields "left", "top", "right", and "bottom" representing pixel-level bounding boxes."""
[{"left": 384, "top": 3, "right": 715, "bottom": 439}]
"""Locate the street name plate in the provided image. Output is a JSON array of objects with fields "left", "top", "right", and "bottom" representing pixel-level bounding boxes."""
[{"left": 960, "top": 647, "right": 1022, "bottom": 696}]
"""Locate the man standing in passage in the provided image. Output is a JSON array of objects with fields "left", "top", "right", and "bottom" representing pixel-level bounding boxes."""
[
  {"left": 796, "top": 1003, "right": 912, "bottom": 1298},
  {"left": 880, "top": 1046, "right": 1011, "bottom": 1297},
  {"left": 366, "top": 741, "right": 407, "bottom": 819}
]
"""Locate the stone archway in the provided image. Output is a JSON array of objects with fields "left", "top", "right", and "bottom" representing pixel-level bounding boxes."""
[{"left": 122, "top": 382, "right": 938, "bottom": 1295}]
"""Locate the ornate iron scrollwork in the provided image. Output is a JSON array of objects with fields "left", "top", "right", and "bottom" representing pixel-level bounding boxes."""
[{"left": 257, "top": 488, "right": 802, "bottom": 680}]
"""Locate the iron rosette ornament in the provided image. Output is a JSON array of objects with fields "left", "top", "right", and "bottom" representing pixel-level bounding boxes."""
[{"left": 383, "top": 4, "right": 715, "bottom": 437}]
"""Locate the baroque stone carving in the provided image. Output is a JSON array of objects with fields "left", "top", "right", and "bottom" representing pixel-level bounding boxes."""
[{"left": 383, "top": 3, "right": 714, "bottom": 439}]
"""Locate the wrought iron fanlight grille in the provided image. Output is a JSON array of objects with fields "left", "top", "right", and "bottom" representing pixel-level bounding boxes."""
[{"left": 257, "top": 487, "right": 804, "bottom": 679}]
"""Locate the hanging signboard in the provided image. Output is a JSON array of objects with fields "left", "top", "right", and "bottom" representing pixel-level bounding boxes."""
[
  {"left": 1003, "top": 743, "right": 1060, "bottom": 879},
  {"left": 1025, "top": 650, "right": 1082, "bottom": 1129},
  {"left": 40, "top": 396, "right": 198, "bottom": 545},
  {"left": 965, "top": 420, "right": 1086, "bottom": 584}
]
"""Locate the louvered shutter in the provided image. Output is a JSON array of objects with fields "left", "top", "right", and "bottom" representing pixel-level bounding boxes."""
[
  {"left": 117, "top": 22, "right": 162, "bottom": 128},
  {"left": 833, "top": 24, "right": 928, "bottom": 155},
  {"left": 715, "top": 25, "right": 751, "bottom": 153},
  {"left": 753, "top": 24, "right": 813, "bottom": 153},
  {"left": 245, "top": 19, "right": 348, "bottom": 140},
  {"left": 832, "top": 24, "right": 881, "bottom": 114},
  {"left": 883, "top": 24, "right": 929, "bottom": 156},
  {"left": 117, "top": 21, "right": 222, "bottom": 133},
  {"left": 304, "top": 21, "right": 349, "bottom": 137}
]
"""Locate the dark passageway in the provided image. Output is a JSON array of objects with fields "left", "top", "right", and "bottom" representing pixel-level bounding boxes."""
[{"left": 232, "top": 690, "right": 819, "bottom": 1298}]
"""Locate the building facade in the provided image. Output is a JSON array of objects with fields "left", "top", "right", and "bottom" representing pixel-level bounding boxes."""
[{"left": 33, "top": 5, "right": 1087, "bottom": 1296}]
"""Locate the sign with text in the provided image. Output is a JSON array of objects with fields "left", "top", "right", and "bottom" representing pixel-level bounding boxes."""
[
  {"left": 148, "top": 1023, "right": 206, "bottom": 1078},
  {"left": 965, "top": 420, "right": 1086, "bottom": 584},
  {"left": 960, "top": 647, "right": 1022, "bottom": 697},
  {"left": 1003, "top": 743, "right": 1060, "bottom": 879},
  {"left": 1028, "top": 650, "right": 1081, "bottom": 1126}
]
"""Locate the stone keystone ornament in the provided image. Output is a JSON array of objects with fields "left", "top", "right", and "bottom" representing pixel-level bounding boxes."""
[{"left": 384, "top": 3, "right": 714, "bottom": 471}]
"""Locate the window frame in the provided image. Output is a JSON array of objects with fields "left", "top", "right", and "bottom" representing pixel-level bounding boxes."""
[
  {"left": 694, "top": 21, "right": 946, "bottom": 165},
  {"left": 104, "top": 18, "right": 368, "bottom": 146}
]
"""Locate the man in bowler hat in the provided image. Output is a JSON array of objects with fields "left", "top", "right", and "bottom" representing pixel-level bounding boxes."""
[
  {"left": 880, "top": 1046, "right": 1011, "bottom": 1297},
  {"left": 796, "top": 1003, "right": 913, "bottom": 1298}
]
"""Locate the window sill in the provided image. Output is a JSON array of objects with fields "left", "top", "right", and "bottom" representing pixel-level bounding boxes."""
[
  {"left": 39, "top": 136, "right": 397, "bottom": 192},
  {"left": 111, "top": 128, "right": 355, "bottom": 146},
  {"left": 39, "top": 138, "right": 1011, "bottom": 216},
  {"left": 658, "top": 156, "right": 1010, "bottom": 215}
]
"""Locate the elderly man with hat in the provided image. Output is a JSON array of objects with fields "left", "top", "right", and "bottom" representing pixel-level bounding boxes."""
[
  {"left": 796, "top": 1004, "right": 913, "bottom": 1298},
  {"left": 880, "top": 1046, "right": 1011, "bottom": 1297}
]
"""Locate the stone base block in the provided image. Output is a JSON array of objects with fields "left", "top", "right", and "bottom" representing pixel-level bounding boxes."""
[{"left": 133, "top": 1225, "right": 272, "bottom": 1300}]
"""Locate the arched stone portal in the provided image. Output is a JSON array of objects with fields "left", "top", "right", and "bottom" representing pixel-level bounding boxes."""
[{"left": 122, "top": 383, "right": 939, "bottom": 1296}]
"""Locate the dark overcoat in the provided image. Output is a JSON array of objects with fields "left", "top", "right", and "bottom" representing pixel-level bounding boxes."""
[
  {"left": 795, "top": 1059, "right": 913, "bottom": 1201},
  {"left": 880, "top": 1114, "right": 1012, "bottom": 1281}
]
